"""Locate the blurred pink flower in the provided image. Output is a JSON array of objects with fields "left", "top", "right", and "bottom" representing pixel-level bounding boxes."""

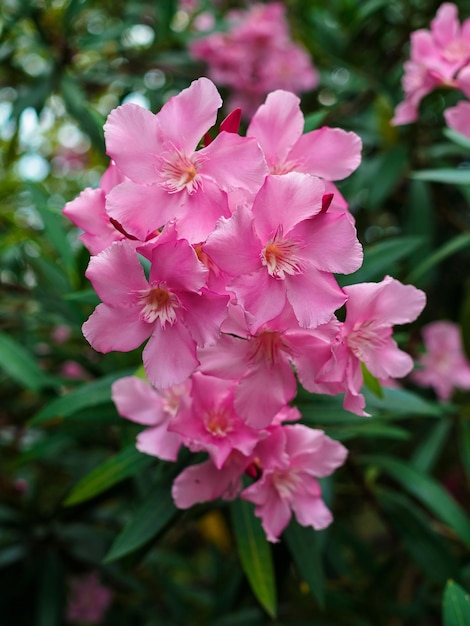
[
  {"left": 392, "top": 3, "right": 470, "bottom": 125},
  {"left": 412, "top": 320, "right": 470, "bottom": 400},
  {"left": 189, "top": 3, "right": 318, "bottom": 117},
  {"left": 66, "top": 572, "right": 112, "bottom": 625}
]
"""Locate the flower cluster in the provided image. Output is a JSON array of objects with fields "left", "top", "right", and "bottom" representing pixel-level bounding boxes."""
[
  {"left": 64, "top": 77, "right": 426, "bottom": 541},
  {"left": 188, "top": 3, "right": 318, "bottom": 117},
  {"left": 392, "top": 2, "right": 470, "bottom": 137},
  {"left": 413, "top": 320, "right": 470, "bottom": 400}
]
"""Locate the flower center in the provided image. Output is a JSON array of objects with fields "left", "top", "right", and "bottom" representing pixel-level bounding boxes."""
[
  {"left": 159, "top": 148, "right": 203, "bottom": 194},
  {"left": 248, "top": 330, "right": 290, "bottom": 365},
  {"left": 272, "top": 468, "right": 302, "bottom": 499},
  {"left": 137, "top": 285, "right": 179, "bottom": 326},
  {"left": 261, "top": 232, "right": 303, "bottom": 279},
  {"left": 346, "top": 321, "right": 390, "bottom": 360},
  {"left": 204, "top": 408, "right": 233, "bottom": 437},
  {"left": 269, "top": 160, "right": 297, "bottom": 175}
]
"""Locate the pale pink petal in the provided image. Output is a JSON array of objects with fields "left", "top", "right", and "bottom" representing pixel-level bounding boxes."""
[
  {"left": 456, "top": 66, "right": 470, "bottom": 98},
  {"left": 242, "top": 477, "right": 291, "bottom": 542},
  {"left": 285, "top": 425, "right": 348, "bottom": 476},
  {"left": 431, "top": 2, "right": 459, "bottom": 47},
  {"left": 100, "top": 161, "right": 126, "bottom": 193},
  {"left": 391, "top": 100, "right": 420, "bottom": 126},
  {"left": 293, "top": 212, "right": 363, "bottom": 274},
  {"left": 180, "top": 290, "right": 229, "bottom": 347},
  {"left": 149, "top": 238, "right": 207, "bottom": 294},
  {"left": 230, "top": 270, "right": 286, "bottom": 331},
  {"left": 106, "top": 181, "right": 181, "bottom": 241},
  {"left": 445, "top": 101, "right": 470, "bottom": 138},
  {"left": 143, "top": 323, "right": 199, "bottom": 388},
  {"left": 137, "top": 425, "right": 182, "bottom": 461},
  {"left": 292, "top": 494, "right": 333, "bottom": 530},
  {"left": 364, "top": 339, "right": 414, "bottom": 379},
  {"left": 104, "top": 104, "right": 161, "bottom": 184},
  {"left": 288, "top": 127, "right": 362, "bottom": 180},
  {"left": 201, "top": 133, "right": 268, "bottom": 193},
  {"left": 112, "top": 376, "right": 163, "bottom": 425},
  {"left": 83, "top": 304, "right": 150, "bottom": 352},
  {"left": 156, "top": 77, "right": 222, "bottom": 152},
  {"left": 247, "top": 90, "right": 304, "bottom": 167},
  {"left": 172, "top": 459, "right": 244, "bottom": 508},
  {"left": 252, "top": 173, "right": 325, "bottom": 240},
  {"left": 173, "top": 181, "right": 231, "bottom": 243},
  {"left": 203, "top": 205, "right": 262, "bottom": 276},
  {"left": 235, "top": 358, "right": 297, "bottom": 428},
  {"left": 344, "top": 277, "right": 426, "bottom": 328},
  {"left": 85, "top": 241, "right": 148, "bottom": 306},
  {"left": 343, "top": 388, "right": 368, "bottom": 416},
  {"left": 286, "top": 270, "right": 346, "bottom": 329},
  {"left": 198, "top": 334, "right": 251, "bottom": 379}
]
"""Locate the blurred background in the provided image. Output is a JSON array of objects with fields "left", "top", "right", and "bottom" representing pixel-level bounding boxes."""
[{"left": 1, "top": 1, "right": 470, "bottom": 624}]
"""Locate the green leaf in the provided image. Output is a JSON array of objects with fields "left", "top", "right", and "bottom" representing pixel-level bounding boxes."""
[
  {"left": 361, "top": 362, "right": 383, "bottom": 398},
  {"left": 0, "top": 332, "right": 59, "bottom": 391},
  {"left": 340, "top": 236, "right": 424, "bottom": 286},
  {"left": 379, "top": 490, "right": 459, "bottom": 584},
  {"left": 366, "top": 145, "right": 408, "bottom": 209},
  {"left": 284, "top": 520, "right": 325, "bottom": 607},
  {"left": 443, "top": 128, "right": 470, "bottom": 151},
  {"left": 30, "top": 371, "right": 131, "bottom": 425},
  {"left": 362, "top": 386, "right": 443, "bottom": 417},
  {"left": 64, "top": 446, "right": 153, "bottom": 506},
  {"left": 459, "top": 420, "right": 470, "bottom": 479},
  {"left": 61, "top": 73, "right": 105, "bottom": 152},
  {"left": 410, "top": 419, "right": 452, "bottom": 473},
  {"left": 361, "top": 455, "right": 470, "bottom": 548},
  {"left": 303, "top": 110, "right": 328, "bottom": 132},
  {"left": 411, "top": 168, "right": 470, "bottom": 185},
  {"left": 459, "top": 281, "right": 470, "bottom": 360},
  {"left": 230, "top": 499, "right": 277, "bottom": 618},
  {"left": 104, "top": 484, "right": 177, "bottom": 562},
  {"left": 36, "top": 550, "right": 63, "bottom": 626},
  {"left": 407, "top": 232, "right": 470, "bottom": 284},
  {"left": 443, "top": 580, "right": 470, "bottom": 626}
]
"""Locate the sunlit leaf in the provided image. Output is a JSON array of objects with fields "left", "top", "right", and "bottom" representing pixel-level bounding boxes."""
[{"left": 284, "top": 519, "right": 325, "bottom": 607}]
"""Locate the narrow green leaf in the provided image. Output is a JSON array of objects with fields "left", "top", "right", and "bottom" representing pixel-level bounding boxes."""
[
  {"left": 459, "top": 281, "right": 470, "bottom": 360},
  {"left": 411, "top": 168, "right": 470, "bottom": 185},
  {"left": 379, "top": 490, "right": 460, "bottom": 584},
  {"left": 303, "top": 110, "right": 328, "bottom": 132},
  {"left": 459, "top": 420, "right": 470, "bottom": 479},
  {"left": 324, "top": 422, "right": 410, "bottom": 442},
  {"left": 64, "top": 446, "right": 152, "bottom": 506},
  {"left": 407, "top": 232, "right": 470, "bottom": 284},
  {"left": 410, "top": 419, "right": 452, "bottom": 473},
  {"left": 0, "top": 332, "right": 58, "bottom": 391},
  {"left": 61, "top": 74, "right": 105, "bottom": 152},
  {"left": 30, "top": 371, "right": 131, "bottom": 425},
  {"left": 104, "top": 484, "right": 177, "bottom": 562},
  {"left": 443, "top": 128, "right": 470, "bottom": 151},
  {"left": 230, "top": 499, "right": 277, "bottom": 618},
  {"left": 284, "top": 519, "right": 325, "bottom": 607},
  {"left": 443, "top": 580, "right": 470, "bottom": 626},
  {"left": 361, "top": 455, "right": 470, "bottom": 548},
  {"left": 340, "top": 236, "right": 424, "bottom": 286},
  {"left": 361, "top": 362, "right": 383, "bottom": 398},
  {"left": 362, "top": 386, "right": 443, "bottom": 417},
  {"left": 36, "top": 550, "right": 63, "bottom": 626}
]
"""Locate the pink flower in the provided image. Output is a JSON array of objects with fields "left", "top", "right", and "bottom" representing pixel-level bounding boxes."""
[
  {"left": 63, "top": 161, "right": 129, "bottom": 255},
  {"left": 317, "top": 276, "right": 426, "bottom": 415},
  {"left": 66, "top": 572, "right": 112, "bottom": 625},
  {"left": 241, "top": 424, "right": 348, "bottom": 542},
  {"left": 204, "top": 173, "right": 363, "bottom": 331},
  {"left": 112, "top": 376, "right": 187, "bottom": 460},
  {"left": 189, "top": 3, "right": 318, "bottom": 117},
  {"left": 247, "top": 90, "right": 362, "bottom": 183},
  {"left": 444, "top": 100, "right": 470, "bottom": 136},
  {"left": 412, "top": 320, "right": 470, "bottom": 400},
  {"left": 392, "top": 3, "right": 470, "bottom": 126},
  {"left": 104, "top": 77, "right": 267, "bottom": 243},
  {"left": 198, "top": 305, "right": 340, "bottom": 428},
  {"left": 168, "top": 372, "right": 262, "bottom": 469},
  {"left": 82, "top": 237, "right": 228, "bottom": 388}
]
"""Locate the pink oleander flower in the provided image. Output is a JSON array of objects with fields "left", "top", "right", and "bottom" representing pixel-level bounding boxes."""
[
  {"left": 189, "top": 3, "right": 318, "bottom": 117},
  {"left": 316, "top": 276, "right": 426, "bottom": 415},
  {"left": 66, "top": 572, "right": 112, "bottom": 625},
  {"left": 241, "top": 424, "right": 348, "bottom": 542},
  {"left": 392, "top": 3, "right": 470, "bottom": 125},
  {"left": 198, "top": 304, "right": 340, "bottom": 428},
  {"left": 168, "top": 372, "right": 262, "bottom": 469},
  {"left": 204, "top": 172, "right": 363, "bottom": 332},
  {"left": 112, "top": 376, "right": 187, "bottom": 460},
  {"left": 82, "top": 236, "right": 228, "bottom": 388},
  {"left": 103, "top": 77, "right": 267, "bottom": 243},
  {"left": 444, "top": 99, "right": 470, "bottom": 136},
  {"left": 63, "top": 161, "right": 129, "bottom": 255},
  {"left": 412, "top": 320, "right": 470, "bottom": 400}
]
